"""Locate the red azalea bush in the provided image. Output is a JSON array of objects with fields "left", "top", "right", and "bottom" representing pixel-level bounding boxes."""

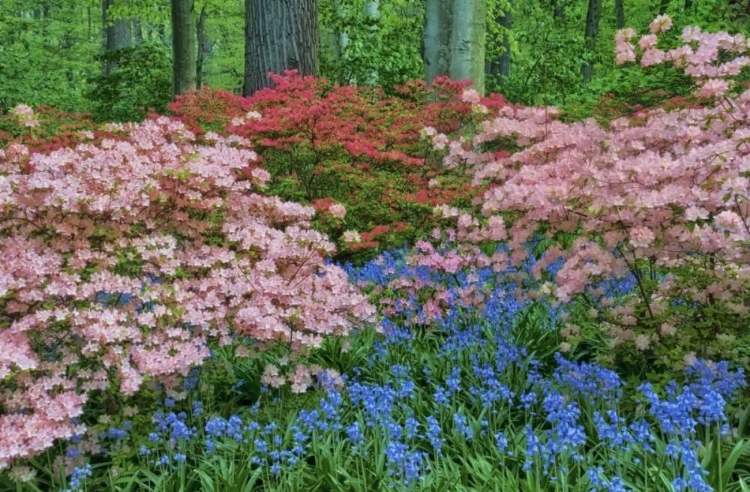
[
  {"left": 168, "top": 74, "right": 511, "bottom": 263},
  {"left": 425, "top": 16, "right": 750, "bottom": 374},
  {"left": 0, "top": 116, "right": 374, "bottom": 469}
]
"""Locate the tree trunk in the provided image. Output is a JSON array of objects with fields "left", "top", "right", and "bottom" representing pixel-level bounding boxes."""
[
  {"left": 423, "top": 0, "right": 453, "bottom": 87},
  {"left": 244, "top": 0, "right": 319, "bottom": 96},
  {"left": 581, "top": 0, "right": 602, "bottom": 83},
  {"left": 615, "top": 0, "right": 625, "bottom": 28},
  {"left": 171, "top": 0, "right": 197, "bottom": 96},
  {"left": 362, "top": 0, "right": 380, "bottom": 85},
  {"left": 196, "top": 6, "right": 207, "bottom": 89},
  {"left": 449, "top": 0, "right": 486, "bottom": 94},
  {"left": 424, "top": 0, "right": 486, "bottom": 94},
  {"left": 102, "top": 0, "right": 132, "bottom": 75},
  {"left": 332, "top": 0, "right": 348, "bottom": 61},
  {"left": 489, "top": 0, "right": 512, "bottom": 79}
]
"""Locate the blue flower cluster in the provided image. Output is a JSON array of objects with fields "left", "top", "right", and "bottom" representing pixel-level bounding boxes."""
[{"left": 55, "top": 243, "right": 748, "bottom": 491}]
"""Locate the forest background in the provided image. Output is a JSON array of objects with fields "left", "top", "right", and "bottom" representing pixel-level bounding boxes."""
[{"left": 2, "top": 0, "right": 749, "bottom": 124}]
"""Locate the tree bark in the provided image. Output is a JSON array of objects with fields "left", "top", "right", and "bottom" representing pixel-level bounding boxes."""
[
  {"left": 423, "top": 0, "right": 486, "bottom": 94},
  {"left": 196, "top": 5, "right": 207, "bottom": 89},
  {"left": 102, "top": 0, "right": 132, "bottom": 75},
  {"left": 244, "top": 0, "right": 319, "bottom": 96},
  {"left": 581, "top": 0, "right": 602, "bottom": 83},
  {"left": 171, "top": 0, "right": 197, "bottom": 96},
  {"left": 615, "top": 0, "right": 625, "bottom": 29},
  {"left": 423, "top": 0, "right": 453, "bottom": 87},
  {"left": 449, "top": 0, "right": 486, "bottom": 93}
]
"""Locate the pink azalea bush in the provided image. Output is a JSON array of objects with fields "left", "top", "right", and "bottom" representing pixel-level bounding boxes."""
[
  {"left": 0, "top": 116, "right": 374, "bottom": 469},
  {"left": 425, "top": 18, "right": 750, "bottom": 371}
]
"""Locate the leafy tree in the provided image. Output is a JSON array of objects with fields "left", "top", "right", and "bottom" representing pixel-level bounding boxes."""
[
  {"left": 0, "top": 0, "right": 97, "bottom": 111},
  {"left": 318, "top": 0, "right": 423, "bottom": 90},
  {"left": 86, "top": 43, "right": 172, "bottom": 121}
]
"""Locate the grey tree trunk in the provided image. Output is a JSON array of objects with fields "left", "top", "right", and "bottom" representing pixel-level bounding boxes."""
[
  {"left": 423, "top": 0, "right": 486, "bottom": 94},
  {"left": 581, "top": 0, "right": 602, "bottom": 83},
  {"left": 615, "top": 0, "right": 625, "bottom": 28},
  {"left": 423, "top": 0, "right": 454, "bottom": 87},
  {"left": 196, "top": 5, "right": 208, "bottom": 89},
  {"left": 449, "top": 0, "right": 486, "bottom": 93},
  {"left": 102, "top": 0, "right": 132, "bottom": 75},
  {"left": 171, "top": 0, "right": 197, "bottom": 96},
  {"left": 244, "top": 0, "right": 319, "bottom": 96}
]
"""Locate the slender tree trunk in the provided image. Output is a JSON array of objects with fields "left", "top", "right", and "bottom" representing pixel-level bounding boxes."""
[
  {"left": 581, "top": 0, "right": 602, "bottom": 83},
  {"left": 102, "top": 0, "right": 132, "bottom": 75},
  {"left": 172, "top": 0, "right": 197, "bottom": 96},
  {"left": 362, "top": 0, "right": 380, "bottom": 85},
  {"left": 244, "top": 0, "right": 319, "bottom": 95},
  {"left": 615, "top": 0, "right": 625, "bottom": 28},
  {"left": 332, "top": 0, "right": 348, "bottom": 60},
  {"left": 196, "top": 6, "right": 207, "bottom": 89},
  {"left": 332, "top": 0, "right": 350, "bottom": 84},
  {"left": 423, "top": 0, "right": 453, "bottom": 87}
]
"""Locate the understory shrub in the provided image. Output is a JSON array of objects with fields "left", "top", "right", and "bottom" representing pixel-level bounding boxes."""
[
  {"left": 86, "top": 44, "right": 173, "bottom": 123},
  {"left": 168, "top": 74, "right": 511, "bottom": 263},
  {"left": 424, "top": 15, "right": 750, "bottom": 380},
  {"left": 0, "top": 115, "right": 374, "bottom": 469}
]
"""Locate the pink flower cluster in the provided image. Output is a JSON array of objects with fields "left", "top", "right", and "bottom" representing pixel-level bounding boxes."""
[
  {"left": 8, "top": 105, "right": 40, "bottom": 129},
  {"left": 0, "top": 117, "right": 374, "bottom": 469},
  {"left": 430, "top": 19, "right": 750, "bottom": 358},
  {"left": 614, "top": 15, "right": 750, "bottom": 93}
]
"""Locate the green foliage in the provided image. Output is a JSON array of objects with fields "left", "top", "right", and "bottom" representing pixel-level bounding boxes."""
[
  {"left": 493, "top": 0, "right": 750, "bottom": 118},
  {"left": 318, "top": 0, "right": 424, "bottom": 91},
  {"left": 168, "top": 77, "right": 505, "bottom": 265},
  {"left": 86, "top": 44, "right": 172, "bottom": 122},
  {"left": 0, "top": 0, "right": 95, "bottom": 112}
]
